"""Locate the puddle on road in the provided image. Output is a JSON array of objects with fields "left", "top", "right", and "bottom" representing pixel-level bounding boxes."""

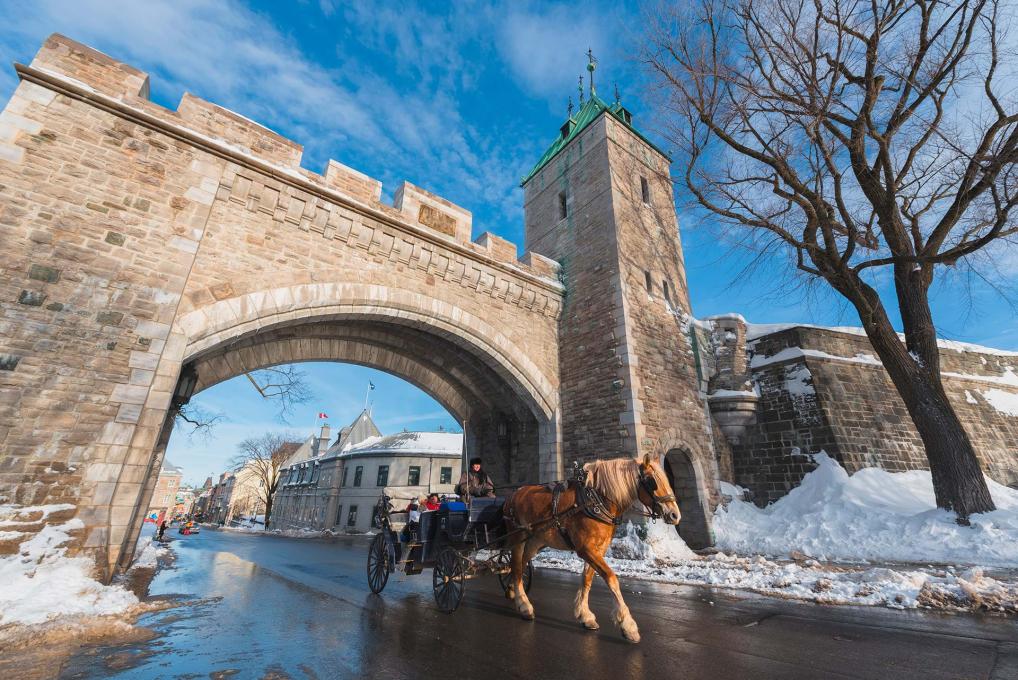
[{"left": 59, "top": 541, "right": 388, "bottom": 679}]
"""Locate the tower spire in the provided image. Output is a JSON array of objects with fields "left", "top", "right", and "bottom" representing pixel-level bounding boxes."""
[
  {"left": 586, "top": 48, "right": 597, "bottom": 96},
  {"left": 614, "top": 81, "right": 621, "bottom": 106},
  {"left": 567, "top": 96, "right": 574, "bottom": 118},
  {"left": 578, "top": 75, "right": 585, "bottom": 105}
]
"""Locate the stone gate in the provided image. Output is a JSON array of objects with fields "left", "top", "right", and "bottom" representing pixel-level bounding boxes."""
[{"left": 0, "top": 36, "right": 720, "bottom": 578}]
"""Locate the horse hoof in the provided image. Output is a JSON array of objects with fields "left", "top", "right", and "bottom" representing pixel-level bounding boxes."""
[
  {"left": 520, "top": 609, "right": 535, "bottom": 621},
  {"left": 621, "top": 622, "right": 641, "bottom": 643},
  {"left": 582, "top": 620, "right": 600, "bottom": 630}
]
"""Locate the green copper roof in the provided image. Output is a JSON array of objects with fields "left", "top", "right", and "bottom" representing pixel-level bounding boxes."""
[{"left": 521, "top": 94, "right": 671, "bottom": 186}]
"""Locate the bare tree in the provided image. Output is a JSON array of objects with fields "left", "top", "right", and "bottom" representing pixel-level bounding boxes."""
[
  {"left": 645, "top": 0, "right": 1017, "bottom": 517},
  {"left": 174, "top": 403, "right": 225, "bottom": 441},
  {"left": 245, "top": 365, "right": 314, "bottom": 422},
  {"left": 231, "top": 432, "right": 301, "bottom": 529}
]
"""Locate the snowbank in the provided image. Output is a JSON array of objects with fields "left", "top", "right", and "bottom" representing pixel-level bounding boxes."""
[
  {"left": 0, "top": 505, "right": 140, "bottom": 627},
  {"left": 535, "top": 545, "right": 1018, "bottom": 613},
  {"left": 713, "top": 453, "right": 1018, "bottom": 567},
  {"left": 534, "top": 458, "right": 1018, "bottom": 614},
  {"left": 129, "top": 535, "right": 168, "bottom": 570}
]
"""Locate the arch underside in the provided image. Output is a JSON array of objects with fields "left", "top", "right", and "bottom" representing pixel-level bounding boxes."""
[{"left": 183, "top": 317, "right": 546, "bottom": 485}]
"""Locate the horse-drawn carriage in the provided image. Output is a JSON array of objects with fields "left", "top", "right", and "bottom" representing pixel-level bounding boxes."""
[
  {"left": 365, "top": 455, "right": 682, "bottom": 643},
  {"left": 365, "top": 494, "right": 534, "bottom": 613}
]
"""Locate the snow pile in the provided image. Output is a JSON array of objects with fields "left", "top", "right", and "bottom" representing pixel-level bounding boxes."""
[
  {"left": 129, "top": 536, "right": 168, "bottom": 570},
  {"left": 533, "top": 458, "right": 1018, "bottom": 613},
  {"left": 535, "top": 545, "right": 1018, "bottom": 612},
  {"left": 713, "top": 453, "right": 1018, "bottom": 567},
  {"left": 0, "top": 505, "right": 139, "bottom": 627}
]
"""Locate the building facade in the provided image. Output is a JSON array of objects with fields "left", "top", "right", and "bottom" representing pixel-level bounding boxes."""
[
  {"left": 144, "top": 461, "right": 182, "bottom": 523},
  {"left": 273, "top": 411, "right": 462, "bottom": 533}
]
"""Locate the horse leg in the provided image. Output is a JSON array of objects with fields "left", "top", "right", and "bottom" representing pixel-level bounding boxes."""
[
  {"left": 573, "top": 563, "right": 599, "bottom": 630},
  {"left": 513, "top": 538, "right": 543, "bottom": 620},
  {"left": 511, "top": 540, "right": 535, "bottom": 620},
  {"left": 581, "top": 549, "right": 640, "bottom": 643}
]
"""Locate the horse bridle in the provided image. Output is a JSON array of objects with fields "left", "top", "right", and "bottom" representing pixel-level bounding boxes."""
[{"left": 636, "top": 469, "right": 676, "bottom": 519}]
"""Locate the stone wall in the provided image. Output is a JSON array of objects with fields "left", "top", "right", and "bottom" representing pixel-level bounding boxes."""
[
  {"left": 0, "top": 35, "right": 564, "bottom": 579},
  {"left": 725, "top": 324, "right": 1018, "bottom": 504}
]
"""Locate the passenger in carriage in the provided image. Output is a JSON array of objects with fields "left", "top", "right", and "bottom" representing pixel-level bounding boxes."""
[
  {"left": 401, "top": 499, "right": 421, "bottom": 542},
  {"left": 456, "top": 457, "right": 495, "bottom": 498},
  {"left": 424, "top": 493, "right": 440, "bottom": 511}
]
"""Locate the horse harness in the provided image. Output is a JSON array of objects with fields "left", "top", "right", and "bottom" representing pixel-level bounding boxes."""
[{"left": 504, "top": 464, "right": 676, "bottom": 548}]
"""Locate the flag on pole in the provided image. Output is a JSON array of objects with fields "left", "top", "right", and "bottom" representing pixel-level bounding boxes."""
[{"left": 317, "top": 412, "right": 328, "bottom": 419}]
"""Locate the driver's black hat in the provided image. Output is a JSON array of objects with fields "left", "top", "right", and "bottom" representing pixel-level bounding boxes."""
[{"left": 469, "top": 457, "right": 483, "bottom": 465}]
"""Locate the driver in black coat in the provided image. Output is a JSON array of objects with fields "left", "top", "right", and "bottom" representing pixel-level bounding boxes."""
[{"left": 456, "top": 457, "right": 495, "bottom": 498}]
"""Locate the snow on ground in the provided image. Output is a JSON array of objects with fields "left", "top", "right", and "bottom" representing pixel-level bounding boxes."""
[
  {"left": 714, "top": 453, "right": 1018, "bottom": 567},
  {"left": 0, "top": 505, "right": 142, "bottom": 627},
  {"left": 129, "top": 535, "right": 169, "bottom": 571},
  {"left": 535, "top": 458, "right": 1018, "bottom": 614}
]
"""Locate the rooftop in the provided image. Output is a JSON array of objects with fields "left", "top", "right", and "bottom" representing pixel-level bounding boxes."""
[
  {"left": 521, "top": 93, "right": 670, "bottom": 186},
  {"left": 338, "top": 431, "right": 463, "bottom": 459}
]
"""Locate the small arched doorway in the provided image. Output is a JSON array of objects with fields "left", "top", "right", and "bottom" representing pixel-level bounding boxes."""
[{"left": 664, "top": 449, "right": 713, "bottom": 550}]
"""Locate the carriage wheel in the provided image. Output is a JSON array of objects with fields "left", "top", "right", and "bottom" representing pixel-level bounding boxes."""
[
  {"left": 367, "top": 533, "right": 390, "bottom": 594},
  {"left": 495, "top": 551, "right": 534, "bottom": 594},
  {"left": 433, "top": 547, "right": 466, "bottom": 613}
]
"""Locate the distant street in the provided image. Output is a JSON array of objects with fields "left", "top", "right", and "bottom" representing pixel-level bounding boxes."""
[{"left": 61, "top": 529, "right": 1018, "bottom": 680}]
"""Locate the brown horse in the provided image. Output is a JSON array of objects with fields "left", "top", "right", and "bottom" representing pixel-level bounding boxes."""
[{"left": 502, "top": 454, "right": 681, "bottom": 643}]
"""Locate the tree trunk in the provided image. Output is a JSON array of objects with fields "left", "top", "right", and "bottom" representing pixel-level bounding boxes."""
[
  {"left": 264, "top": 496, "right": 273, "bottom": 529},
  {"left": 846, "top": 277, "right": 996, "bottom": 519}
]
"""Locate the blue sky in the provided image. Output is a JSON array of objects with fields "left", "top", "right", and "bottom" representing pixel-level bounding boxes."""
[{"left": 1, "top": 0, "right": 1014, "bottom": 483}]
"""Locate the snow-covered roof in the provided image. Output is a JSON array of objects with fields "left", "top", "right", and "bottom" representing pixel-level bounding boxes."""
[
  {"left": 338, "top": 431, "right": 463, "bottom": 459},
  {"left": 160, "top": 461, "right": 183, "bottom": 475}
]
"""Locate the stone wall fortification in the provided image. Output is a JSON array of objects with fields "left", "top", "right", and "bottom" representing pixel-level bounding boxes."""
[{"left": 724, "top": 325, "right": 1018, "bottom": 503}]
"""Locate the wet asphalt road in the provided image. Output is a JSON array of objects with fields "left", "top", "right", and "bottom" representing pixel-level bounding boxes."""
[{"left": 61, "top": 529, "right": 1018, "bottom": 680}]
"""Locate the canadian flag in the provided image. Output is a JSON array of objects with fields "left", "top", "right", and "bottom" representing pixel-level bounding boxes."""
[{"left": 317, "top": 412, "right": 329, "bottom": 419}]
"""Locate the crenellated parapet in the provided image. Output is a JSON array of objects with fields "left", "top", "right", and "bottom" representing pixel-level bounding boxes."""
[{"left": 17, "top": 34, "right": 559, "bottom": 290}]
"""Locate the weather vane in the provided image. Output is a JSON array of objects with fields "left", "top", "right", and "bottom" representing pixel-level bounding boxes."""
[
  {"left": 567, "top": 95, "right": 574, "bottom": 118},
  {"left": 586, "top": 47, "right": 597, "bottom": 96},
  {"left": 614, "top": 81, "right": 621, "bottom": 105},
  {"left": 578, "top": 75, "right": 585, "bottom": 105}
]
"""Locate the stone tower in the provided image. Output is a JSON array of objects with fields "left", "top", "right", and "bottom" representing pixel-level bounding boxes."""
[{"left": 522, "top": 88, "right": 718, "bottom": 546}]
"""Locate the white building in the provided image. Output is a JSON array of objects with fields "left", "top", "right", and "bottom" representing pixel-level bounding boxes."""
[{"left": 273, "top": 411, "right": 463, "bottom": 533}]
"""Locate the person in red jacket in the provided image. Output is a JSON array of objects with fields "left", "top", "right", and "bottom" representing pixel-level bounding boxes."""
[{"left": 424, "top": 493, "right": 440, "bottom": 511}]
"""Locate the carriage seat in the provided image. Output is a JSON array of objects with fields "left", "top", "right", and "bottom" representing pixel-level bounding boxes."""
[{"left": 468, "top": 496, "right": 504, "bottom": 526}]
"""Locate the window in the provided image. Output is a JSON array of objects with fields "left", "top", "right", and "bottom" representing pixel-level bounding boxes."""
[
  {"left": 440, "top": 467, "right": 452, "bottom": 484},
  {"left": 663, "top": 280, "right": 671, "bottom": 306},
  {"left": 376, "top": 465, "right": 389, "bottom": 487},
  {"left": 297, "top": 466, "right": 306, "bottom": 484},
  {"left": 644, "top": 270, "right": 653, "bottom": 296},
  {"left": 558, "top": 191, "right": 568, "bottom": 220},
  {"left": 408, "top": 466, "right": 421, "bottom": 486},
  {"left": 335, "top": 504, "right": 343, "bottom": 526},
  {"left": 342, "top": 466, "right": 348, "bottom": 487},
  {"left": 354, "top": 466, "right": 363, "bottom": 487},
  {"left": 311, "top": 464, "right": 320, "bottom": 484},
  {"left": 347, "top": 506, "right": 358, "bottom": 527},
  {"left": 640, "top": 175, "right": 650, "bottom": 204}
]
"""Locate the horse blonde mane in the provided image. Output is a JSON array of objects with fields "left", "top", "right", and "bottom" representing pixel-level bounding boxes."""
[{"left": 582, "top": 457, "right": 641, "bottom": 508}]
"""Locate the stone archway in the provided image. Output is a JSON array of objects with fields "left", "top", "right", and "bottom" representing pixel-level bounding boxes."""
[
  {"left": 664, "top": 449, "right": 714, "bottom": 550},
  {"left": 112, "top": 286, "right": 562, "bottom": 572}
]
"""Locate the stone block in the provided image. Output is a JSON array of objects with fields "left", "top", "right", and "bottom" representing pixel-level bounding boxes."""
[
  {"left": 28, "top": 263, "right": 60, "bottom": 282},
  {"left": 17, "top": 289, "right": 46, "bottom": 306}
]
